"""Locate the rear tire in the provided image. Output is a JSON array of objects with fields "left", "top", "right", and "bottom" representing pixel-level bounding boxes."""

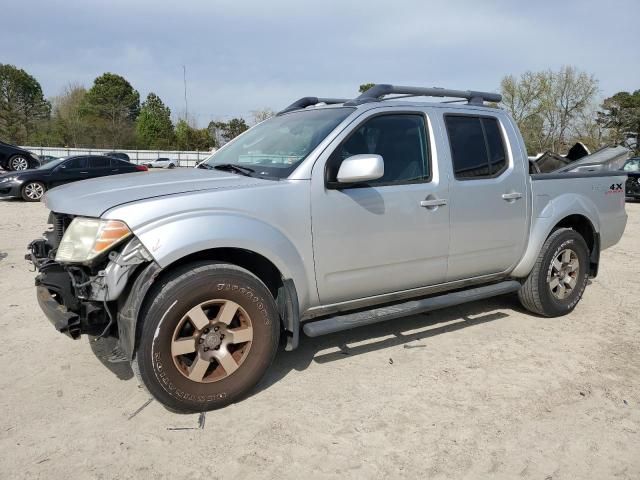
[
  {"left": 133, "top": 261, "right": 280, "bottom": 412},
  {"left": 9, "top": 155, "right": 30, "bottom": 171},
  {"left": 518, "top": 228, "right": 590, "bottom": 317}
]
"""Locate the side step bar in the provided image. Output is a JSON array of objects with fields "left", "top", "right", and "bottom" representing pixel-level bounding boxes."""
[{"left": 302, "top": 280, "right": 521, "bottom": 337}]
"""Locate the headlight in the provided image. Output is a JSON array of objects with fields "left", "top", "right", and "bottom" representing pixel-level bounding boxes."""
[
  {"left": 0, "top": 176, "right": 16, "bottom": 183},
  {"left": 55, "top": 218, "right": 132, "bottom": 263}
]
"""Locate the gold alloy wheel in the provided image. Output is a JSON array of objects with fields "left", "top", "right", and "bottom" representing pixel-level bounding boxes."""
[
  {"left": 547, "top": 248, "right": 580, "bottom": 300},
  {"left": 171, "top": 299, "right": 254, "bottom": 383}
]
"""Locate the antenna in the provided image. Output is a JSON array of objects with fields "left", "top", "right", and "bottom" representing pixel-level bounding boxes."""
[{"left": 183, "top": 65, "right": 189, "bottom": 122}]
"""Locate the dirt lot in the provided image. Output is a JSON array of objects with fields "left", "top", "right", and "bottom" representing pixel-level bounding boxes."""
[{"left": 0, "top": 199, "right": 638, "bottom": 480}]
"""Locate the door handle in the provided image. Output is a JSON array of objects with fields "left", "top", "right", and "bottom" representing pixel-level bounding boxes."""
[
  {"left": 80, "top": 171, "right": 89, "bottom": 174},
  {"left": 501, "top": 192, "right": 523, "bottom": 201},
  {"left": 420, "top": 198, "right": 448, "bottom": 208}
]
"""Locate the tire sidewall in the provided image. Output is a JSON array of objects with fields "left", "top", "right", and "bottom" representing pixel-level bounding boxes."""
[
  {"left": 136, "top": 264, "right": 279, "bottom": 412},
  {"left": 537, "top": 231, "right": 589, "bottom": 316}
]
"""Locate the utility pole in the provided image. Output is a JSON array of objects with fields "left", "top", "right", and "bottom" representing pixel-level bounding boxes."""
[{"left": 183, "top": 65, "right": 189, "bottom": 123}]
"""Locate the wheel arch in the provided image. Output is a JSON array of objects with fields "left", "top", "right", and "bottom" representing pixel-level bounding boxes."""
[{"left": 512, "top": 209, "right": 600, "bottom": 278}]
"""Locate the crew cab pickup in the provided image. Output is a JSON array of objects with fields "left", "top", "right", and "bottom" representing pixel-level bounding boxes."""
[{"left": 27, "top": 84, "right": 628, "bottom": 412}]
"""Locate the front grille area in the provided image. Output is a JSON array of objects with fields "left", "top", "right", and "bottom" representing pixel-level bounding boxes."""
[{"left": 46, "top": 212, "right": 74, "bottom": 249}]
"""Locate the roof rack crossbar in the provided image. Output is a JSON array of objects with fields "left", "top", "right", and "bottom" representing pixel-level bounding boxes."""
[
  {"left": 344, "top": 84, "right": 502, "bottom": 106},
  {"left": 278, "top": 97, "right": 349, "bottom": 114}
]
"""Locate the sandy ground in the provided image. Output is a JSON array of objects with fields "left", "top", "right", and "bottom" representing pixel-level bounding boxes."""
[{"left": 0, "top": 198, "right": 638, "bottom": 480}]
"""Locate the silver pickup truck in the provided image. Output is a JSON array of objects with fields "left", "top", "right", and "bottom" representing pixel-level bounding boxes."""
[{"left": 27, "top": 84, "right": 628, "bottom": 412}]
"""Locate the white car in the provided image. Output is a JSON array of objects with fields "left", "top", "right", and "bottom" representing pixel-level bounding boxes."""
[{"left": 144, "top": 158, "right": 177, "bottom": 169}]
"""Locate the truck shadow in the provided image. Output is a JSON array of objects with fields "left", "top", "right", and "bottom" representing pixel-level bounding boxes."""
[
  {"left": 253, "top": 293, "right": 518, "bottom": 397},
  {"left": 87, "top": 294, "right": 519, "bottom": 394}
]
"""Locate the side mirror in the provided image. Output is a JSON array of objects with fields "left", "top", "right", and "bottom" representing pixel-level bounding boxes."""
[{"left": 336, "top": 154, "right": 384, "bottom": 184}]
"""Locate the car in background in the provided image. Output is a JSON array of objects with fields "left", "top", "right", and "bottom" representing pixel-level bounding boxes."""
[
  {"left": 0, "top": 141, "right": 41, "bottom": 171},
  {"left": 39, "top": 155, "right": 60, "bottom": 165},
  {"left": 623, "top": 157, "right": 640, "bottom": 200},
  {"left": 0, "top": 155, "right": 147, "bottom": 202},
  {"left": 144, "top": 157, "right": 177, "bottom": 169},
  {"left": 104, "top": 152, "right": 130, "bottom": 162}
]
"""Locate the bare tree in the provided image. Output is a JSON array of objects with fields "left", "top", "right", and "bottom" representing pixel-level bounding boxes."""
[
  {"left": 251, "top": 108, "right": 274, "bottom": 125},
  {"left": 500, "top": 66, "right": 599, "bottom": 155}
]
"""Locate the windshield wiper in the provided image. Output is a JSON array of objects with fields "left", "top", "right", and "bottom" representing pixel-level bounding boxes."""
[{"left": 213, "top": 163, "right": 255, "bottom": 177}]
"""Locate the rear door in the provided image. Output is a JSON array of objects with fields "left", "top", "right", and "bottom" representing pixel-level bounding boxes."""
[
  {"left": 87, "top": 156, "right": 113, "bottom": 178},
  {"left": 442, "top": 112, "right": 528, "bottom": 281}
]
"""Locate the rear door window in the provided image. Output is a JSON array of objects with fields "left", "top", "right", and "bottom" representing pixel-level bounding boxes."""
[
  {"left": 445, "top": 115, "right": 507, "bottom": 179},
  {"left": 88, "top": 156, "right": 111, "bottom": 169}
]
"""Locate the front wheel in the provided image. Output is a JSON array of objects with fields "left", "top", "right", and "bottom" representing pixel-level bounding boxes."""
[
  {"left": 133, "top": 262, "right": 280, "bottom": 412},
  {"left": 21, "top": 181, "right": 46, "bottom": 201},
  {"left": 518, "top": 228, "right": 590, "bottom": 317}
]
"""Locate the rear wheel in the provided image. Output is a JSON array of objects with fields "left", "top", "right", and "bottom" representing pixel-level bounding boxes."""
[
  {"left": 21, "top": 181, "right": 46, "bottom": 201},
  {"left": 518, "top": 228, "right": 590, "bottom": 317},
  {"left": 133, "top": 262, "right": 280, "bottom": 412},
  {"left": 9, "top": 155, "right": 30, "bottom": 171}
]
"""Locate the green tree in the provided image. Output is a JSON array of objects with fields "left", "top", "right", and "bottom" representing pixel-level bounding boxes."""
[
  {"left": 51, "top": 83, "right": 89, "bottom": 147},
  {"left": 82, "top": 72, "right": 140, "bottom": 148},
  {"left": 207, "top": 118, "right": 249, "bottom": 147},
  {"left": 0, "top": 64, "right": 51, "bottom": 144},
  {"left": 175, "top": 119, "right": 213, "bottom": 150},
  {"left": 598, "top": 90, "right": 640, "bottom": 153},
  {"left": 359, "top": 83, "right": 375, "bottom": 93},
  {"left": 136, "top": 93, "right": 174, "bottom": 148}
]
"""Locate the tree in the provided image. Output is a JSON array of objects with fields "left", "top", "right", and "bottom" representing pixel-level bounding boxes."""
[
  {"left": 175, "top": 119, "right": 213, "bottom": 150},
  {"left": 0, "top": 64, "right": 51, "bottom": 144},
  {"left": 500, "top": 66, "right": 599, "bottom": 154},
  {"left": 598, "top": 90, "right": 640, "bottom": 153},
  {"left": 251, "top": 107, "right": 274, "bottom": 125},
  {"left": 359, "top": 83, "right": 375, "bottom": 93},
  {"left": 208, "top": 118, "right": 249, "bottom": 147},
  {"left": 51, "top": 83, "right": 88, "bottom": 147},
  {"left": 82, "top": 72, "right": 140, "bottom": 148},
  {"left": 136, "top": 93, "right": 174, "bottom": 149}
]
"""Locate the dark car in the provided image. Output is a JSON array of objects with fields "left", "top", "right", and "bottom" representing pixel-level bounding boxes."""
[
  {"left": 104, "top": 152, "right": 130, "bottom": 162},
  {"left": 622, "top": 157, "right": 640, "bottom": 200},
  {"left": 0, "top": 141, "right": 41, "bottom": 171},
  {"left": 0, "top": 155, "right": 147, "bottom": 202}
]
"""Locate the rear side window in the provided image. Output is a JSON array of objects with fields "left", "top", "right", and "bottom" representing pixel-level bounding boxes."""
[
  {"left": 89, "top": 156, "right": 110, "bottom": 168},
  {"left": 445, "top": 115, "right": 507, "bottom": 179}
]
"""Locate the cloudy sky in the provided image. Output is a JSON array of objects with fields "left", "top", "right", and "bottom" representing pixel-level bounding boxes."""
[{"left": 2, "top": 0, "right": 638, "bottom": 125}]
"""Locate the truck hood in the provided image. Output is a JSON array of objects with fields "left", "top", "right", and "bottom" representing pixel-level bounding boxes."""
[{"left": 44, "top": 169, "right": 266, "bottom": 217}]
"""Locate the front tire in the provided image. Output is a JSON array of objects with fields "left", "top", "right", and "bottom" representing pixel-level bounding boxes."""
[
  {"left": 21, "top": 181, "right": 46, "bottom": 201},
  {"left": 518, "top": 228, "right": 590, "bottom": 317},
  {"left": 134, "top": 262, "right": 280, "bottom": 412}
]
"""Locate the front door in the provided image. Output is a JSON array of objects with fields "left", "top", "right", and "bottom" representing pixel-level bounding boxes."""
[
  {"left": 442, "top": 113, "right": 528, "bottom": 281},
  {"left": 311, "top": 111, "right": 450, "bottom": 305},
  {"left": 50, "top": 156, "right": 90, "bottom": 188}
]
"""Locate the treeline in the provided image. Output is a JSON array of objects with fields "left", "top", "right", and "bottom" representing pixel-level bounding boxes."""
[
  {"left": 0, "top": 64, "right": 275, "bottom": 150},
  {"left": 1, "top": 63, "right": 638, "bottom": 155}
]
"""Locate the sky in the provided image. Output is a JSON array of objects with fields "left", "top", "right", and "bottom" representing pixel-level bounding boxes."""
[{"left": 1, "top": 0, "right": 639, "bottom": 126}]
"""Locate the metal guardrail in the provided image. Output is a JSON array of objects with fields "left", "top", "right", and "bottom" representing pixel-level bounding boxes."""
[{"left": 20, "top": 146, "right": 215, "bottom": 168}]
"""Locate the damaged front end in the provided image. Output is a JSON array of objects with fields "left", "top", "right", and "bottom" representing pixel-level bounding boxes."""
[{"left": 27, "top": 212, "right": 157, "bottom": 353}]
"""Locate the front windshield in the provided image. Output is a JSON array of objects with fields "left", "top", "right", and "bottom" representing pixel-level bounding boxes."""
[
  {"left": 38, "top": 158, "right": 66, "bottom": 169},
  {"left": 203, "top": 107, "right": 354, "bottom": 178},
  {"left": 623, "top": 158, "right": 640, "bottom": 172}
]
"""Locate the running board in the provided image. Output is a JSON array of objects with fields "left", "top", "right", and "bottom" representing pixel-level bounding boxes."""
[{"left": 302, "top": 280, "right": 521, "bottom": 337}]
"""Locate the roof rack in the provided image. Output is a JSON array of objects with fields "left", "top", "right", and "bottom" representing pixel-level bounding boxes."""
[
  {"left": 278, "top": 97, "right": 349, "bottom": 114},
  {"left": 344, "top": 84, "right": 502, "bottom": 106}
]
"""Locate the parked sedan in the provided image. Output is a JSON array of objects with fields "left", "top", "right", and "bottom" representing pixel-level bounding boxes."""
[
  {"left": 0, "top": 141, "right": 41, "bottom": 171},
  {"left": 0, "top": 155, "right": 147, "bottom": 202},
  {"left": 623, "top": 157, "right": 640, "bottom": 200},
  {"left": 144, "top": 157, "right": 177, "bottom": 169}
]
